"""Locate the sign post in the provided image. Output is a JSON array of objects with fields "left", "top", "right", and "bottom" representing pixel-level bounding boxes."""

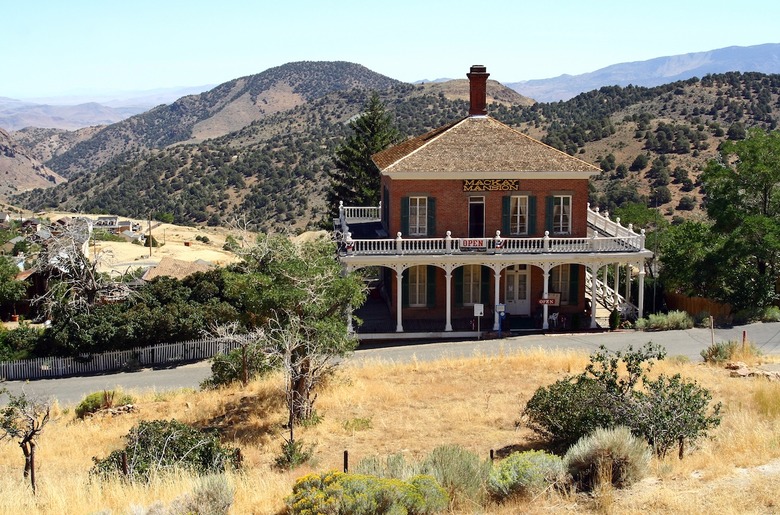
[
  {"left": 474, "top": 303, "right": 484, "bottom": 339},
  {"left": 495, "top": 304, "right": 505, "bottom": 338}
]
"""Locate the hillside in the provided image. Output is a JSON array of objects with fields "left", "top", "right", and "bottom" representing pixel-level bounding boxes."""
[
  {"left": 9, "top": 63, "right": 780, "bottom": 231},
  {"left": 0, "top": 128, "right": 66, "bottom": 196}
]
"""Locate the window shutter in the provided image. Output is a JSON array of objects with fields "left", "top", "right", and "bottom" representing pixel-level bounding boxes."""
[
  {"left": 401, "top": 268, "right": 409, "bottom": 307},
  {"left": 382, "top": 186, "right": 390, "bottom": 229},
  {"left": 427, "top": 197, "right": 436, "bottom": 236},
  {"left": 545, "top": 196, "right": 554, "bottom": 233},
  {"left": 569, "top": 264, "right": 580, "bottom": 305},
  {"left": 400, "top": 197, "right": 409, "bottom": 235},
  {"left": 480, "top": 266, "right": 490, "bottom": 305},
  {"left": 454, "top": 267, "right": 463, "bottom": 307},
  {"left": 427, "top": 265, "right": 436, "bottom": 307},
  {"left": 528, "top": 196, "right": 537, "bottom": 235},
  {"left": 501, "top": 196, "right": 510, "bottom": 235}
]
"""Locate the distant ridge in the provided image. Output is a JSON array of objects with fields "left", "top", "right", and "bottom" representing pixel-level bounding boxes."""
[{"left": 508, "top": 43, "right": 780, "bottom": 102}]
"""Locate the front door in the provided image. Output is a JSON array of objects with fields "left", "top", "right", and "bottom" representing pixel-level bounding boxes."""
[
  {"left": 468, "top": 197, "right": 485, "bottom": 238},
  {"left": 505, "top": 265, "right": 530, "bottom": 315}
]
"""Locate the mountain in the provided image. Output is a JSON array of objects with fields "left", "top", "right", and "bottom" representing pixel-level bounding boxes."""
[
  {"left": 508, "top": 43, "right": 780, "bottom": 102},
  {"left": 0, "top": 128, "right": 66, "bottom": 196},
  {"left": 0, "top": 86, "right": 215, "bottom": 131},
  {"left": 7, "top": 61, "right": 780, "bottom": 234}
]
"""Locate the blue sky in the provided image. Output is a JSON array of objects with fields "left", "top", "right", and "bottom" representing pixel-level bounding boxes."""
[{"left": 4, "top": 0, "right": 779, "bottom": 100}]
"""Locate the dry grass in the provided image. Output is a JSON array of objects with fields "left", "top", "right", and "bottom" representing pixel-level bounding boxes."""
[{"left": 1, "top": 347, "right": 779, "bottom": 514}]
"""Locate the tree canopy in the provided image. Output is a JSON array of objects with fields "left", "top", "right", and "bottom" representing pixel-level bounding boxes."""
[{"left": 326, "top": 91, "right": 401, "bottom": 217}]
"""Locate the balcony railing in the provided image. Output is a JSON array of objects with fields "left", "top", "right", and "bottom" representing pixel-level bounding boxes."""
[{"left": 337, "top": 202, "right": 647, "bottom": 257}]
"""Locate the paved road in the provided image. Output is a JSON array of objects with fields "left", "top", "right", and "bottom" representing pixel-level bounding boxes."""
[{"left": 3, "top": 322, "right": 780, "bottom": 407}]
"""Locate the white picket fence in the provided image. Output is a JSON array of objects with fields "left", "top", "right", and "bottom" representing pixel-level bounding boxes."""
[{"left": 0, "top": 336, "right": 253, "bottom": 381}]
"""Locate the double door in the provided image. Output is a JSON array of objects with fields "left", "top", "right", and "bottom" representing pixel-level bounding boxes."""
[{"left": 505, "top": 265, "right": 530, "bottom": 315}]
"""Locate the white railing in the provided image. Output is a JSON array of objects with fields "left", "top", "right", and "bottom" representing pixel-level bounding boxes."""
[
  {"left": 337, "top": 201, "right": 382, "bottom": 236},
  {"left": 585, "top": 271, "right": 638, "bottom": 317},
  {"left": 342, "top": 230, "right": 646, "bottom": 256},
  {"left": 587, "top": 204, "right": 645, "bottom": 243},
  {"left": 0, "top": 336, "right": 253, "bottom": 381}
]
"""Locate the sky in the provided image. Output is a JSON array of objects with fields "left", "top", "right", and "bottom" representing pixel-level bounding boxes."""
[{"left": 4, "top": 0, "right": 780, "bottom": 101}]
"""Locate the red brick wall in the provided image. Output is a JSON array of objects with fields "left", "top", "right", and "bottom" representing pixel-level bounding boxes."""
[{"left": 382, "top": 176, "right": 590, "bottom": 238}]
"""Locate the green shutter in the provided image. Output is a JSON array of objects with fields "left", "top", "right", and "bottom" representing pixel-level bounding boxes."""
[
  {"left": 480, "top": 266, "right": 490, "bottom": 305},
  {"left": 400, "top": 197, "right": 409, "bottom": 235},
  {"left": 401, "top": 269, "right": 409, "bottom": 307},
  {"left": 501, "top": 196, "right": 510, "bottom": 235},
  {"left": 528, "top": 196, "right": 537, "bottom": 235},
  {"left": 545, "top": 196, "right": 554, "bottom": 233},
  {"left": 382, "top": 187, "right": 390, "bottom": 228},
  {"left": 569, "top": 264, "right": 580, "bottom": 305},
  {"left": 454, "top": 267, "right": 463, "bottom": 307},
  {"left": 427, "top": 197, "right": 436, "bottom": 236},
  {"left": 427, "top": 265, "right": 436, "bottom": 308}
]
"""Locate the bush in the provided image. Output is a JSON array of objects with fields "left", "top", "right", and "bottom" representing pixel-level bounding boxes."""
[
  {"left": 420, "top": 445, "right": 491, "bottom": 508},
  {"left": 90, "top": 419, "right": 240, "bottom": 481},
  {"left": 563, "top": 426, "right": 650, "bottom": 491},
  {"left": 487, "top": 450, "right": 568, "bottom": 501},
  {"left": 733, "top": 305, "right": 780, "bottom": 324},
  {"left": 635, "top": 310, "right": 693, "bottom": 331},
  {"left": 609, "top": 309, "right": 621, "bottom": 330},
  {"left": 523, "top": 377, "right": 619, "bottom": 447},
  {"left": 701, "top": 340, "right": 761, "bottom": 364},
  {"left": 169, "top": 474, "right": 234, "bottom": 515},
  {"left": 631, "top": 374, "right": 722, "bottom": 458},
  {"left": 75, "top": 390, "right": 134, "bottom": 419},
  {"left": 200, "top": 344, "right": 277, "bottom": 389},
  {"left": 286, "top": 471, "right": 448, "bottom": 515},
  {"left": 274, "top": 438, "right": 315, "bottom": 470}
]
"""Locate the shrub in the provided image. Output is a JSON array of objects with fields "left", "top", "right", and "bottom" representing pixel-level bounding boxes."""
[
  {"left": 734, "top": 305, "right": 780, "bottom": 324},
  {"left": 523, "top": 377, "right": 620, "bottom": 447},
  {"left": 420, "top": 445, "right": 491, "bottom": 508},
  {"left": 487, "top": 450, "right": 568, "bottom": 501},
  {"left": 75, "top": 390, "right": 134, "bottom": 419},
  {"left": 286, "top": 471, "right": 448, "bottom": 515},
  {"left": 90, "top": 419, "right": 240, "bottom": 481},
  {"left": 563, "top": 426, "right": 651, "bottom": 491},
  {"left": 200, "top": 344, "right": 276, "bottom": 389},
  {"left": 274, "top": 438, "right": 314, "bottom": 470},
  {"left": 354, "top": 453, "right": 420, "bottom": 480},
  {"left": 635, "top": 310, "right": 693, "bottom": 331},
  {"left": 609, "top": 309, "right": 621, "bottom": 330},
  {"left": 169, "top": 474, "right": 234, "bottom": 515},
  {"left": 631, "top": 374, "right": 722, "bottom": 458},
  {"left": 701, "top": 340, "right": 761, "bottom": 364}
]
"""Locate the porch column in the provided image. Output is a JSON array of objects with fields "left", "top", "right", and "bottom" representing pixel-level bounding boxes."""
[
  {"left": 637, "top": 263, "right": 646, "bottom": 319},
  {"left": 602, "top": 266, "right": 609, "bottom": 308},
  {"left": 493, "top": 267, "right": 501, "bottom": 331},
  {"left": 445, "top": 268, "right": 453, "bottom": 332},
  {"left": 542, "top": 263, "right": 551, "bottom": 330},
  {"left": 613, "top": 262, "right": 620, "bottom": 306},
  {"left": 395, "top": 267, "right": 404, "bottom": 332},
  {"left": 589, "top": 264, "right": 599, "bottom": 329},
  {"left": 624, "top": 263, "right": 631, "bottom": 304}
]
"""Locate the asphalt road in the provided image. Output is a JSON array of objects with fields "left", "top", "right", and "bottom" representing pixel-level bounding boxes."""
[{"left": 3, "top": 322, "right": 780, "bottom": 407}]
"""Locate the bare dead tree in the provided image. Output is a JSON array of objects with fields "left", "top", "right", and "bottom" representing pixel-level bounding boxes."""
[
  {"left": 0, "top": 388, "right": 51, "bottom": 494},
  {"left": 32, "top": 219, "right": 132, "bottom": 319}
]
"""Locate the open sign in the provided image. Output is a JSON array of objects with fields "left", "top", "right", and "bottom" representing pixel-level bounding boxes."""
[
  {"left": 538, "top": 293, "right": 561, "bottom": 306},
  {"left": 461, "top": 238, "right": 486, "bottom": 249}
]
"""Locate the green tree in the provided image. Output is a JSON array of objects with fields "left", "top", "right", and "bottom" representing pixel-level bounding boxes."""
[
  {"left": 326, "top": 92, "right": 401, "bottom": 217},
  {"left": 699, "top": 128, "right": 780, "bottom": 308},
  {"left": 0, "top": 257, "right": 26, "bottom": 312}
]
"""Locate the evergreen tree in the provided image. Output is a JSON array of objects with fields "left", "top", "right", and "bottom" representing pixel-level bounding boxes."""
[{"left": 326, "top": 92, "right": 401, "bottom": 219}]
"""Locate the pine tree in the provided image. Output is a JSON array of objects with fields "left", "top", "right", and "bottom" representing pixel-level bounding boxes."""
[{"left": 326, "top": 92, "right": 401, "bottom": 218}]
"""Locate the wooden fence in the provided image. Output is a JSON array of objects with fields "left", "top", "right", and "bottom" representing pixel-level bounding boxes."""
[
  {"left": 0, "top": 336, "right": 253, "bottom": 381},
  {"left": 664, "top": 292, "right": 732, "bottom": 320}
]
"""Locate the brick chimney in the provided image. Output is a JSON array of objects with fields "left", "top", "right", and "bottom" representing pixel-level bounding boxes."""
[{"left": 467, "top": 65, "right": 490, "bottom": 116}]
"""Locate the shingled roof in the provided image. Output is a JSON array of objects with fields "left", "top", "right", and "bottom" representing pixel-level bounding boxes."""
[
  {"left": 373, "top": 115, "right": 600, "bottom": 176},
  {"left": 372, "top": 65, "right": 600, "bottom": 178}
]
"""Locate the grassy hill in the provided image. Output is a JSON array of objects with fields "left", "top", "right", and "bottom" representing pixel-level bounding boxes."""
[{"left": 1, "top": 348, "right": 778, "bottom": 513}]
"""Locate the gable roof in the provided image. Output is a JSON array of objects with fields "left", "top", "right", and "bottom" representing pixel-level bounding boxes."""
[{"left": 372, "top": 116, "right": 600, "bottom": 179}]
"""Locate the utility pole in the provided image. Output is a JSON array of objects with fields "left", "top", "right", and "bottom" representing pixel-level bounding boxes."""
[{"left": 148, "top": 214, "right": 152, "bottom": 258}]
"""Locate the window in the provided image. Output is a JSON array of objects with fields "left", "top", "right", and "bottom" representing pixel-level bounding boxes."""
[
  {"left": 463, "top": 265, "right": 482, "bottom": 305},
  {"left": 552, "top": 196, "right": 571, "bottom": 234},
  {"left": 409, "top": 197, "right": 427, "bottom": 236},
  {"left": 408, "top": 265, "right": 427, "bottom": 307},
  {"left": 509, "top": 196, "right": 528, "bottom": 235},
  {"left": 550, "top": 265, "right": 570, "bottom": 304}
]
